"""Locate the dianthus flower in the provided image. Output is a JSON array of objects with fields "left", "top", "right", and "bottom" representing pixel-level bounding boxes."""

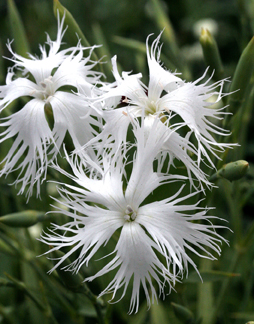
[
  {"left": 93, "top": 33, "right": 233, "bottom": 188},
  {"left": 0, "top": 14, "right": 103, "bottom": 198},
  {"left": 40, "top": 118, "right": 226, "bottom": 313}
]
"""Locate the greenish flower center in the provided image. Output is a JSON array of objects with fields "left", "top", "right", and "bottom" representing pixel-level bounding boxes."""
[{"left": 145, "top": 100, "right": 157, "bottom": 115}]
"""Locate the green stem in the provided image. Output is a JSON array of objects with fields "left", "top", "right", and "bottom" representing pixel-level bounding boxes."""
[
  {"left": 222, "top": 181, "right": 242, "bottom": 242},
  {"left": 209, "top": 249, "right": 242, "bottom": 324},
  {"left": 4, "top": 274, "right": 59, "bottom": 324}
]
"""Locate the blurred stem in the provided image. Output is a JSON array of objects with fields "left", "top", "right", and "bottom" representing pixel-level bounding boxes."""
[
  {"left": 208, "top": 178, "right": 244, "bottom": 324},
  {"left": 234, "top": 261, "right": 254, "bottom": 324},
  {"left": 29, "top": 259, "right": 77, "bottom": 317},
  {"left": 222, "top": 180, "right": 242, "bottom": 243},
  {"left": 209, "top": 248, "right": 242, "bottom": 324},
  {"left": 39, "top": 281, "right": 60, "bottom": 324},
  {"left": 197, "top": 258, "right": 213, "bottom": 324}
]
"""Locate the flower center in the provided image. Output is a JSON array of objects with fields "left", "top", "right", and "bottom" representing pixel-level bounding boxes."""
[
  {"left": 124, "top": 205, "right": 137, "bottom": 222},
  {"left": 145, "top": 100, "right": 157, "bottom": 115},
  {"left": 30, "top": 76, "right": 54, "bottom": 102}
]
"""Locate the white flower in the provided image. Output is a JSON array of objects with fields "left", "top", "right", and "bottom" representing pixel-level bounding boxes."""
[
  {"left": 95, "top": 33, "right": 233, "bottom": 176},
  {"left": 40, "top": 121, "right": 226, "bottom": 313},
  {"left": 0, "top": 14, "right": 103, "bottom": 198}
]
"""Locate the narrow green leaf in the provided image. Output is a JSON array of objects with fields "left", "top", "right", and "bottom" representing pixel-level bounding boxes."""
[
  {"left": 228, "top": 36, "right": 254, "bottom": 114},
  {"left": 53, "top": 0, "right": 99, "bottom": 63},
  {"left": 113, "top": 36, "right": 146, "bottom": 53},
  {"left": 151, "top": 301, "right": 171, "bottom": 324},
  {"left": 0, "top": 240, "right": 16, "bottom": 256},
  {"left": 171, "top": 302, "right": 195, "bottom": 324},
  {"left": 4, "top": 274, "right": 46, "bottom": 312},
  {"left": 77, "top": 303, "right": 97, "bottom": 318},
  {"left": 150, "top": 0, "right": 178, "bottom": 55},
  {"left": 113, "top": 35, "right": 176, "bottom": 71},
  {"left": 242, "top": 221, "right": 254, "bottom": 248},
  {"left": 7, "top": 0, "right": 30, "bottom": 57},
  {"left": 187, "top": 270, "right": 241, "bottom": 283}
]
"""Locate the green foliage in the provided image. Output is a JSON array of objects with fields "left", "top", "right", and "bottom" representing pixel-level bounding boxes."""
[{"left": 0, "top": 0, "right": 254, "bottom": 323}]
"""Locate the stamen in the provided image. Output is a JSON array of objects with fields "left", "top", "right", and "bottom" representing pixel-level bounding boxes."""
[
  {"left": 124, "top": 205, "right": 137, "bottom": 222},
  {"left": 125, "top": 205, "right": 133, "bottom": 214},
  {"left": 124, "top": 214, "right": 131, "bottom": 221}
]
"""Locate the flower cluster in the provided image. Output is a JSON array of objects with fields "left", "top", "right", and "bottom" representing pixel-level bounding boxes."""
[{"left": 0, "top": 16, "right": 233, "bottom": 313}]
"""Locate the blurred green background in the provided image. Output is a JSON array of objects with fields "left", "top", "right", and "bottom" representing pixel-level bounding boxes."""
[
  {"left": 0, "top": 0, "right": 254, "bottom": 323},
  {"left": 0, "top": 0, "right": 250, "bottom": 76}
]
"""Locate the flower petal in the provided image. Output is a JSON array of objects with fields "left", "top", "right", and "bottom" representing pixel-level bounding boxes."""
[
  {"left": 0, "top": 99, "right": 54, "bottom": 197},
  {"left": 147, "top": 33, "right": 183, "bottom": 101},
  {"left": 86, "top": 222, "right": 174, "bottom": 314}
]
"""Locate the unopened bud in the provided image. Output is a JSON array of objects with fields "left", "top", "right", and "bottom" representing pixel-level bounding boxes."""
[
  {"left": 210, "top": 160, "right": 249, "bottom": 182},
  {"left": 0, "top": 210, "right": 47, "bottom": 228}
]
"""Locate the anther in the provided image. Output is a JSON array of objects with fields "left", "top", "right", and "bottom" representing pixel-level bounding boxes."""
[{"left": 124, "top": 205, "right": 137, "bottom": 222}]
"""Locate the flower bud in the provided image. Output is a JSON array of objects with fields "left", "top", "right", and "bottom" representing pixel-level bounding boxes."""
[
  {"left": 210, "top": 160, "right": 249, "bottom": 182},
  {"left": 200, "top": 28, "right": 224, "bottom": 80},
  {"left": 0, "top": 210, "right": 47, "bottom": 228}
]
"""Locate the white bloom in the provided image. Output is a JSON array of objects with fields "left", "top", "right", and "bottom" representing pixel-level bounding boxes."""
[
  {"left": 96, "top": 33, "right": 233, "bottom": 175},
  {"left": 40, "top": 122, "right": 226, "bottom": 313},
  {"left": 0, "top": 14, "right": 103, "bottom": 198}
]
